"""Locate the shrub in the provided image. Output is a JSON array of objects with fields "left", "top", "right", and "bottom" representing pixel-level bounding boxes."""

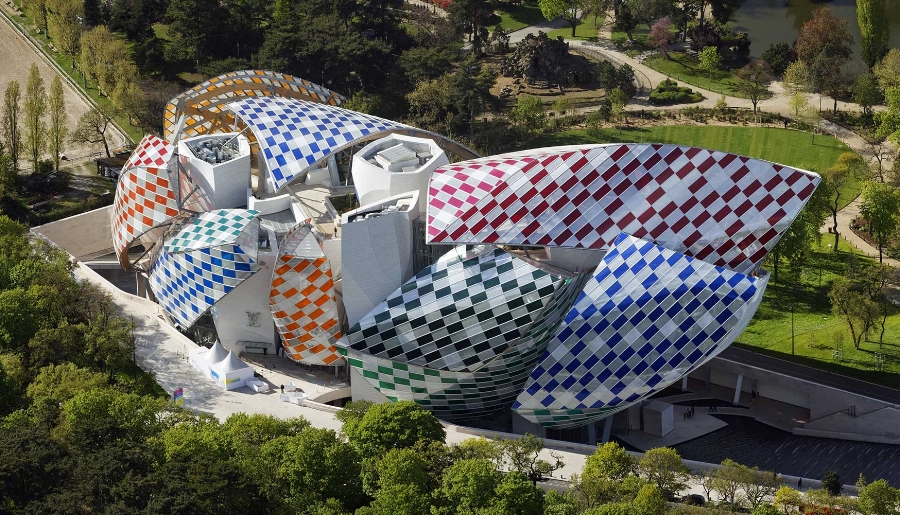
[{"left": 648, "top": 79, "right": 702, "bottom": 105}]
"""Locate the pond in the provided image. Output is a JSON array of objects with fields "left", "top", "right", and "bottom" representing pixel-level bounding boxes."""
[{"left": 732, "top": 0, "right": 900, "bottom": 73}]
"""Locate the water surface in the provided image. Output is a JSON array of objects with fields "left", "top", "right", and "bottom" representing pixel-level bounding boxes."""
[{"left": 732, "top": 0, "right": 900, "bottom": 73}]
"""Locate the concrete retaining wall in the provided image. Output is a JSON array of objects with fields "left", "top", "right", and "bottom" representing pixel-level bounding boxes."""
[{"left": 710, "top": 358, "right": 892, "bottom": 419}]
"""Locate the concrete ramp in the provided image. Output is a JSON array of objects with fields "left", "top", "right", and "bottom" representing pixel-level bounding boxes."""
[
  {"left": 32, "top": 205, "right": 114, "bottom": 260},
  {"left": 798, "top": 406, "right": 900, "bottom": 444}
]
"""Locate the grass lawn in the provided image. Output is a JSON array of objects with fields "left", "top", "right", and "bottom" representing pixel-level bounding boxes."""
[
  {"left": 547, "top": 13, "right": 605, "bottom": 41},
  {"left": 611, "top": 27, "right": 653, "bottom": 55},
  {"left": 527, "top": 125, "right": 853, "bottom": 176},
  {"left": 737, "top": 234, "right": 900, "bottom": 389},
  {"left": 495, "top": 1, "right": 546, "bottom": 32},
  {"left": 644, "top": 52, "right": 773, "bottom": 100}
]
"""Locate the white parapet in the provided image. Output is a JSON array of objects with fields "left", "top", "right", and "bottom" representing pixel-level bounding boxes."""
[
  {"left": 351, "top": 134, "right": 448, "bottom": 213},
  {"left": 178, "top": 133, "right": 252, "bottom": 209}
]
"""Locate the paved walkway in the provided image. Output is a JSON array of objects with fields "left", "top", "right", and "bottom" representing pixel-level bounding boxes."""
[{"left": 825, "top": 196, "right": 900, "bottom": 267}]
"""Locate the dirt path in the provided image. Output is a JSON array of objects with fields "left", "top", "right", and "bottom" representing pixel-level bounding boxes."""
[{"left": 0, "top": 5, "right": 127, "bottom": 169}]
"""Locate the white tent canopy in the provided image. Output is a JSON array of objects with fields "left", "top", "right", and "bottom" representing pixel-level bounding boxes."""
[
  {"left": 189, "top": 340, "right": 230, "bottom": 377},
  {"left": 210, "top": 351, "right": 255, "bottom": 390},
  {"left": 204, "top": 341, "right": 229, "bottom": 364}
]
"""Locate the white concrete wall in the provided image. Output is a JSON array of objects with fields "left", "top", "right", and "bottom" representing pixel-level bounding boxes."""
[
  {"left": 759, "top": 380, "right": 811, "bottom": 409},
  {"left": 33, "top": 205, "right": 114, "bottom": 259},
  {"left": 351, "top": 135, "right": 448, "bottom": 213},
  {"left": 212, "top": 250, "right": 277, "bottom": 354},
  {"left": 341, "top": 211, "right": 415, "bottom": 326},
  {"left": 710, "top": 368, "right": 751, "bottom": 393},
  {"left": 180, "top": 135, "right": 251, "bottom": 209},
  {"left": 248, "top": 193, "right": 292, "bottom": 215}
]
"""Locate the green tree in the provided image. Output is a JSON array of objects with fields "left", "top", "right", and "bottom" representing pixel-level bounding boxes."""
[
  {"left": 544, "top": 490, "right": 579, "bottom": 515},
  {"left": 858, "top": 479, "right": 899, "bottom": 515},
  {"left": 773, "top": 486, "right": 802, "bottom": 514},
  {"left": 783, "top": 60, "right": 812, "bottom": 97},
  {"left": 511, "top": 96, "right": 547, "bottom": 135},
  {"left": 3, "top": 81, "right": 21, "bottom": 173},
  {"left": 434, "top": 458, "right": 502, "bottom": 515},
  {"left": 854, "top": 72, "right": 884, "bottom": 116},
  {"left": 856, "top": 263, "right": 897, "bottom": 348},
  {"left": 23, "top": 64, "right": 47, "bottom": 172},
  {"left": 46, "top": 0, "right": 82, "bottom": 61},
  {"left": 799, "top": 100, "right": 822, "bottom": 142},
  {"left": 452, "top": 437, "right": 503, "bottom": 463},
  {"left": 585, "top": 441, "right": 634, "bottom": 482},
  {"left": 25, "top": 363, "right": 107, "bottom": 404},
  {"left": 608, "top": 87, "right": 629, "bottom": 122},
  {"left": 540, "top": 0, "right": 585, "bottom": 37},
  {"left": 822, "top": 470, "right": 842, "bottom": 496},
  {"left": 553, "top": 97, "right": 574, "bottom": 125},
  {"left": 735, "top": 59, "right": 772, "bottom": 113},
  {"left": 615, "top": 3, "right": 638, "bottom": 41},
  {"left": 147, "top": 442, "right": 268, "bottom": 515},
  {"left": 874, "top": 49, "right": 900, "bottom": 91},
  {"left": 448, "top": 0, "right": 494, "bottom": 56},
  {"left": 751, "top": 504, "right": 781, "bottom": 515},
  {"left": 164, "top": 0, "right": 226, "bottom": 65},
  {"left": 270, "top": 428, "right": 365, "bottom": 512},
  {"left": 47, "top": 76, "right": 66, "bottom": 171},
  {"left": 497, "top": 433, "right": 564, "bottom": 485},
  {"left": 259, "top": 5, "right": 395, "bottom": 94},
  {"left": 400, "top": 46, "right": 456, "bottom": 85},
  {"left": 406, "top": 74, "right": 455, "bottom": 133},
  {"left": 829, "top": 276, "right": 877, "bottom": 349},
  {"left": 743, "top": 469, "right": 780, "bottom": 510},
  {"left": 638, "top": 447, "right": 689, "bottom": 497},
  {"left": 710, "top": 459, "right": 746, "bottom": 509},
  {"left": 875, "top": 86, "right": 900, "bottom": 145},
  {"left": 631, "top": 483, "right": 666, "bottom": 514},
  {"left": 0, "top": 412, "right": 72, "bottom": 510},
  {"left": 0, "top": 146, "right": 14, "bottom": 197},
  {"left": 362, "top": 483, "right": 430, "bottom": 515},
  {"left": 359, "top": 446, "right": 435, "bottom": 515},
  {"left": 490, "top": 471, "right": 545, "bottom": 515},
  {"left": 80, "top": 25, "right": 135, "bottom": 100},
  {"left": 362, "top": 446, "right": 433, "bottom": 496},
  {"left": 342, "top": 400, "right": 446, "bottom": 460},
  {"left": 858, "top": 0, "right": 889, "bottom": 69},
  {"left": 449, "top": 59, "right": 497, "bottom": 137},
  {"left": 794, "top": 7, "right": 854, "bottom": 68},
  {"left": 70, "top": 104, "right": 117, "bottom": 157},
  {"left": 698, "top": 46, "right": 722, "bottom": 82},
  {"left": 24, "top": 0, "right": 49, "bottom": 35},
  {"left": 335, "top": 399, "right": 374, "bottom": 425},
  {"left": 860, "top": 181, "right": 900, "bottom": 262},
  {"left": 761, "top": 42, "right": 795, "bottom": 77}
]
